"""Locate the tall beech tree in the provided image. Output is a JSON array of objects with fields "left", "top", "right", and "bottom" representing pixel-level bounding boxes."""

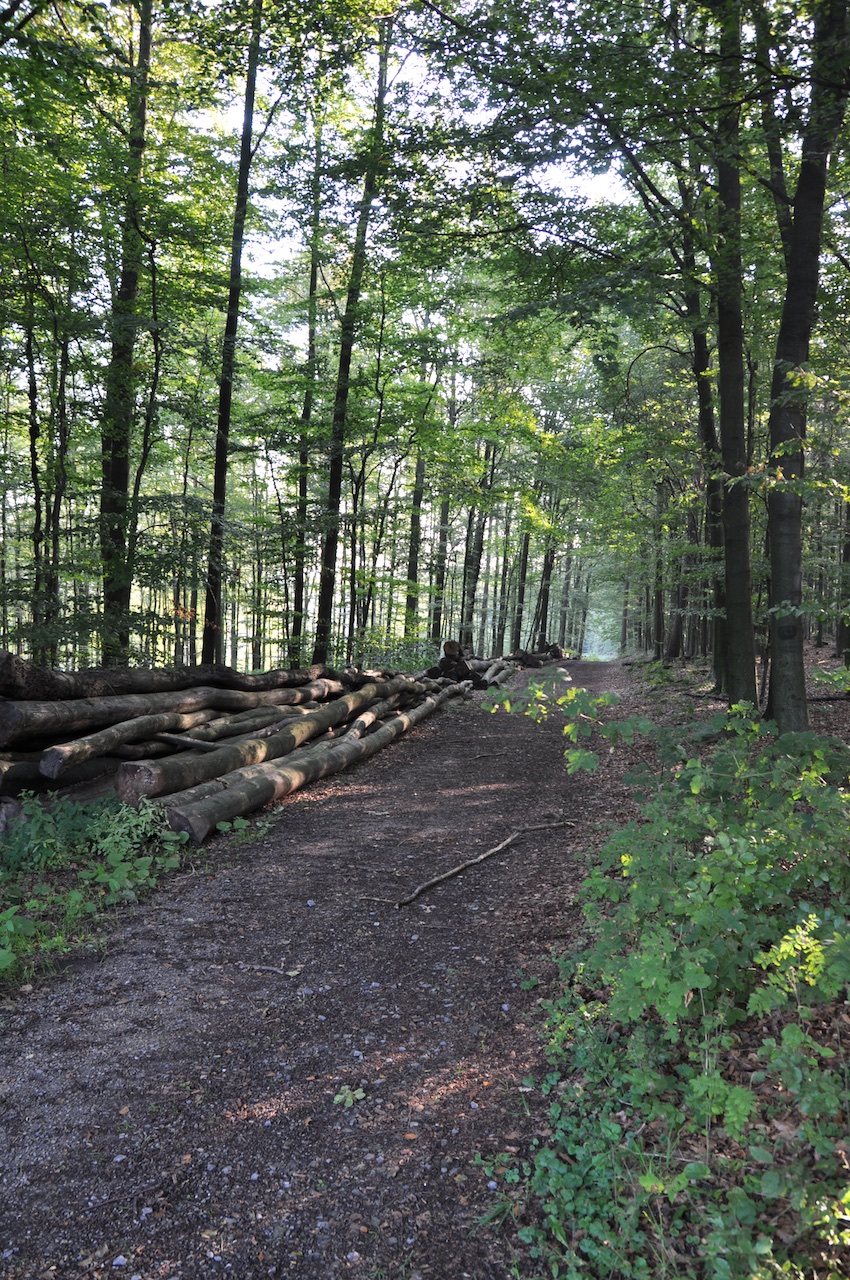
[
  {"left": 711, "top": 0, "right": 757, "bottom": 705},
  {"left": 200, "top": 0, "right": 263, "bottom": 665},
  {"left": 763, "top": 0, "right": 850, "bottom": 732},
  {"left": 312, "top": 17, "right": 392, "bottom": 664},
  {"left": 99, "top": 0, "right": 153, "bottom": 663}
]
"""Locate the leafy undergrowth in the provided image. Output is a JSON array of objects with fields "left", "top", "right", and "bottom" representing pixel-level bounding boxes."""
[
  {"left": 0, "top": 792, "right": 192, "bottom": 983},
  {"left": 489, "top": 675, "right": 850, "bottom": 1279}
]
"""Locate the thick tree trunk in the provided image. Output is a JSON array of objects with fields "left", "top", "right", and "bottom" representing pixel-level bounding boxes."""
[{"left": 767, "top": 0, "right": 850, "bottom": 732}]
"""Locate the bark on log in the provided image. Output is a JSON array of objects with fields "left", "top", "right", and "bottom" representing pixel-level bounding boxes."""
[
  {"left": 342, "top": 693, "right": 403, "bottom": 739},
  {"left": 0, "top": 649, "right": 339, "bottom": 700},
  {"left": 166, "top": 682, "right": 464, "bottom": 843},
  {"left": 38, "top": 709, "right": 220, "bottom": 779},
  {"left": 112, "top": 741, "right": 182, "bottom": 759},
  {"left": 0, "top": 682, "right": 338, "bottom": 748},
  {"left": 153, "top": 733, "right": 226, "bottom": 753},
  {"left": 114, "top": 675, "right": 418, "bottom": 805},
  {"left": 161, "top": 704, "right": 317, "bottom": 744},
  {"left": 0, "top": 756, "right": 118, "bottom": 795}
]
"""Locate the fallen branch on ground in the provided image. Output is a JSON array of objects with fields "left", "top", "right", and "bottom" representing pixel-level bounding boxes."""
[{"left": 392, "top": 819, "right": 577, "bottom": 908}]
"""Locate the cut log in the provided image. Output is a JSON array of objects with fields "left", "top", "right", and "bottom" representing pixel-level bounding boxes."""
[
  {"left": 342, "top": 693, "right": 403, "bottom": 740},
  {"left": 153, "top": 733, "right": 226, "bottom": 753},
  {"left": 166, "top": 682, "right": 465, "bottom": 843},
  {"left": 169, "top": 704, "right": 318, "bottom": 743},
  {"left": 0, "top": 756, "right": 118, "bottom": 795},
  {"left": 0, "top": 649, "right": 340, "bottom": 701},
  {"left": 38, "top": 709, "right": 220, "bottom": 779},
  {"left": 114, "top": 675, "right": 418, "bottom": 805},
  {"left": 0, "top": 683, "right": 338, "bottom": 749},
  {"left": 484, "top": 659, "right": 515, "bottom": 685},
  {"left": 111, "top": 741, "right": 180, "bottom": 759}
]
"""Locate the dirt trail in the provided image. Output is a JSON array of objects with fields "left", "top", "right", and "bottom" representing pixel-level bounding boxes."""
[{"left": 0, "top": 661, "right": 634, "bottom": 1280}]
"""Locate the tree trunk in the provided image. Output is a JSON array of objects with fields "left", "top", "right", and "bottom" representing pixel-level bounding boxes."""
[
  {"left": 0, "top": 683, "right": 328, "bottom": 749},
  {"left": 534, "top": 544, "right": 555, "bottom": 647},
  {"left": 99, "top": 0, "right": 152, "bottom": 664},
  {"left": 767, "top": 0, "right": 850, "bottom": 732},
  {"left": 201, "top": 0, "right": 263, "bottom": 664},
  {"left": 510, "top": 529, "right": 531, "bottom": 653},
  {"left": 492, "top": 506, "right": 513, "bottom": 656},
  {"left": 39, "top": 708, "right": 221, "bottom": 778},
  {"left": 404, "top": 451, "right": 427, "bottom": 637},
  {"left": 0, "top": 650, "right": 329, "bottom": 701},
  {"left": 679, "top": 166, "right": 726, "bottom": 691},
  {"left": 712, "top": 0, "right": 757, "bottom": 705},
  {"left": 288, "top": 105, "right": 324, "bottom": 668},
  {"left": 313, "top": 24, "right": 391, "bottom": 664},
  {"left": 836, "top": 503, "right": 850, "bottom": 662}
]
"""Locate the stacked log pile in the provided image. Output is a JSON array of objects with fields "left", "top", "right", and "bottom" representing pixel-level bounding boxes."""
[{"left": 0, "top": 652, "right": 517, "bottom": 843}]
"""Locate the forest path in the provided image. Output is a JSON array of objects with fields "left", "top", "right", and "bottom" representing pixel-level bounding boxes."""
[{"left": 0, "top": 660, "right": 638, "bottom": 1280}]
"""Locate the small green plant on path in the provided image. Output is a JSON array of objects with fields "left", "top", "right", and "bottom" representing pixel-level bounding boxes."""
[
  {"left": 0, "top": 792, "right": 189, "bottom": 981},
  {"left": 333, "top": 1084, "right": 366, "bottom": 1108},
  {"left": 485, "top": 681, "right": 850, "bottom": 1280}
]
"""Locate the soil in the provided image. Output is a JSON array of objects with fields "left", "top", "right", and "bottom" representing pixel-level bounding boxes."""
[{"left": 0, "top": 660, "right": 638, "bottom": 1280}]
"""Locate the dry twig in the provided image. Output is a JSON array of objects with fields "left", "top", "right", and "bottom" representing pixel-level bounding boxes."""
[{"left": 393, "top": 819, "right": 576, "bottom": 908}]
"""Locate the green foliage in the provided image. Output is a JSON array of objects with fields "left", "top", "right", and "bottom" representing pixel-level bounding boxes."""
[
  {"left": 0, "top": 794, "right": 189, "bottom": 980},
  {"left": 492, "top": 707, "right": 850, "bottom": 1279},
  {"left": 333, "top": 1084, "right": 366, "bottom": 1108}
]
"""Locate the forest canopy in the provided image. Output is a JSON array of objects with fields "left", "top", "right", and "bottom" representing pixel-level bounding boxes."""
[{"left": 2, "top": 0, "right": 849, "bottom": 732}]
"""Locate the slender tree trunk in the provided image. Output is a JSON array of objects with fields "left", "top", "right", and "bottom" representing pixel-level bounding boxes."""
[
  {"left": 534, "top": 544, "right": 555, "bottom": 648},
  {"left": 429, "top": 388, "right": 461, "bottom": 645},
  {"left": 24, "top": 319, "right": 47, "bottom": 659},
  {"left": 680, "top": 167, "right": 726, "bottom": 691},
  {"left": 712, "top": 0, "right": 757, "bottom": 704},
  {"left": 767, "top": 0, "right": 850, "bottom": 732},
  {"left": 430, "top": 494, "right": 451, "bottom": 641},
  {"left": 836, "top": 503, "right": 850, "bottom": 663},
  {"left": 404, "top": 451, "right": 426, "bottom": 637},
  {"left": 492, "top": 506, "right": 513, "bottom": 656},
  {"left": 289, "top": 107, "right": 324, "bottom": 667},
  {"left": 558, "top": 554, "right": 573, "bottom": 649},
  {"left": 201, "top": 0, "right": 263, "bottom": 665},
  {"left": 99, "top": 0, "right": 152, "bottom": 664},
  {"left": 312, "top": 23, "right": 391, "bottom": 664},
  {"left": 510, "top": 529, "right": 531, "bottom": 652},
  {"left": 577, "top": 572, "right": 592, "bottom": 656}
]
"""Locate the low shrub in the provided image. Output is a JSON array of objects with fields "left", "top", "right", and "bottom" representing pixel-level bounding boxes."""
[
  {"left": 0, "top": 793, "right": 188, "bottom": 979},
  {"left": 491, "top": 694, "right": 850, "bottom": 1279}
]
